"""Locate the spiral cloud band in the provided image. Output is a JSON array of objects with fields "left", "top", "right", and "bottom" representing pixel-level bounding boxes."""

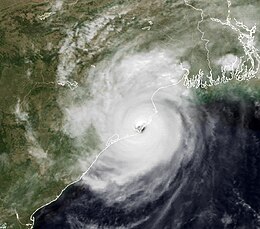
[{"left": 34, "top": 43, "right": 200, "bottom": 228}]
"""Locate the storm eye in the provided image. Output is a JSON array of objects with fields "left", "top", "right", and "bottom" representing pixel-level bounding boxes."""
[{"left": 134, "top": 123, "right": 147, "bottom": 133}]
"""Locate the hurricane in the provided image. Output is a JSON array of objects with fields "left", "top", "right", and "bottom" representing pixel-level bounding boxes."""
[{"left": 30, "top": 0, "right": 260, "bottom": 228}]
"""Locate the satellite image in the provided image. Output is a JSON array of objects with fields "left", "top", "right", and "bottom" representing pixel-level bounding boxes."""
[{"left": 0, "top": 0, "right": 260, "bottom": 228}]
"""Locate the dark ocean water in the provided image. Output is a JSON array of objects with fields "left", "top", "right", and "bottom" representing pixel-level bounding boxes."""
[{"left": 33, "top": 98, "right": 260, "bottom": 229}]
